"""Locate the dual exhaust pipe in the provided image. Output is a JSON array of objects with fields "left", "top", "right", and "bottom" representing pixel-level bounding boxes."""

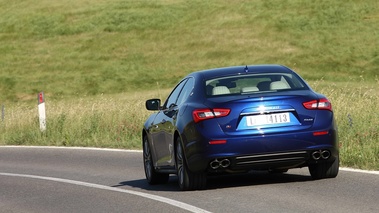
[
  {"left": 210, "top": 158, "right": 231, "bottom": 169},
  {"left": 210, "top": 150, "right": 330, "bottom": 169},
  {"left": 311, "top": 150, "right": 331, "bottom": 160}
]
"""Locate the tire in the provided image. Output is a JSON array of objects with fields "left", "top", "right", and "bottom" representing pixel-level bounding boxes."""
[
  {"left": 143, "top": 135, "right": 169, "bottom": 185},
  {"left": 308, "top": 156, "right": 339, "bottom": 180},
  {"left": 175, "top": 137, "right": 206, "bottom": 191}
]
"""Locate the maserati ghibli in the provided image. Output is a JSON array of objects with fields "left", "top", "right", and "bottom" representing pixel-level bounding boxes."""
[{"left": 142, "top": 65, "right": 339, "bottom": 190}]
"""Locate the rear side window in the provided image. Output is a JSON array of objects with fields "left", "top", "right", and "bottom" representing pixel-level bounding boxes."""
[
  {"left": 205, "top": 73, "right": 307, "bottom": 97},
  {"left": 176, "top": 77, "right": 194, "bottom": 106},
  {"left": 164, "top": 79, "right": 188, "bottom": 109}
]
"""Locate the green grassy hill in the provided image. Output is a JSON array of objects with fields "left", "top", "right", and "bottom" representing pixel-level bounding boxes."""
[{"left": 1, "top": 0, "right": 378, "bottom": 102}]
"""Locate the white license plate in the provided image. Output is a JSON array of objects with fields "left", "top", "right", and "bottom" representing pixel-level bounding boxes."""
[{"left": 246, "top": 113, "right": 290, "bottom": 126}]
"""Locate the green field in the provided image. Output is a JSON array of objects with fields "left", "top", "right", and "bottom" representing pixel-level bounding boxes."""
[{"left": 0, "top": 0, "right": 378, "bottom": 170}]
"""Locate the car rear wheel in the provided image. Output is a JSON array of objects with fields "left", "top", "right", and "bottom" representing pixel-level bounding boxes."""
[
  {"left": 175, "top": 137, "right": 206, "bottom": 191},
  {"left": 143, "top": 136, "right": 169, "bottom": 184},
  {"left": 308, "top": 156, "right": 339, "bottom": 179}
]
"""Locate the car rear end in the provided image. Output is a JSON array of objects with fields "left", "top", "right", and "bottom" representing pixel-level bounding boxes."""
[{"left": 186, "top": 67, "right": 338, "bottom": 174}]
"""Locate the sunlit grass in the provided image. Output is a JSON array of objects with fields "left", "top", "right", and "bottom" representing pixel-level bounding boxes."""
[
  {"left": 1, "top": 0, "right": 378, "bottom": 101},
  {"left": 310, "top": 80, "right": 379, "bottom": 170},
  {"left": 0, "top": 89, "right": 170, "bottom": 149}
]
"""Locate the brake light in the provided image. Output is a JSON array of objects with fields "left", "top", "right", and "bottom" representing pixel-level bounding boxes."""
[
  {"left": 303, "top": 98, "right": 332, "bottom": 111},
  {"left": 193, "top": 108, "right": 230, "bottom": 123}
]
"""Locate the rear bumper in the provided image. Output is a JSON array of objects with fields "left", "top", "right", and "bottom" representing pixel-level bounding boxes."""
[
  {"left": 222, "top": 148, "right": 338, "bottom": 172},
  {"left": 184, "top": 128, "right": 338, "bottom": 173}
]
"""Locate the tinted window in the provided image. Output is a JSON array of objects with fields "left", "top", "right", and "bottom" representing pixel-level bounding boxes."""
[
  {"left": 205, "top": 73, "right": 307, "bottom": 97},
  {"left": 163, "top": 79, "right": 188, "bottom": 109},
  {"left": 176, "top": 77, "right": 194, "bottom": 106}
]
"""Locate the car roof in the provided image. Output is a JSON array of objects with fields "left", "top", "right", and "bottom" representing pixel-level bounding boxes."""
[{"left": 187, "top": 64, "right": 294, "bottom": 80}]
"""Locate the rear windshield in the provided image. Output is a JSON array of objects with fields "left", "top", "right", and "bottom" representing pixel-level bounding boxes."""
[{"left": 205, "top": 73, "right": 308, "bottom": 97}]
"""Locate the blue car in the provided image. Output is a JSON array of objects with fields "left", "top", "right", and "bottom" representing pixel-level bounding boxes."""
[{"left": 142, "top": 65, "right": 339, "bottom": 190}]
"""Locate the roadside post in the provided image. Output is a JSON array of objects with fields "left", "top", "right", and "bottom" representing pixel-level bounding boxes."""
[
  {"left": 1, "top": 105, "right": 4, "bottom": 122},
  {"left": 38, "top": 92, "right": 46, "bottom": 132}
]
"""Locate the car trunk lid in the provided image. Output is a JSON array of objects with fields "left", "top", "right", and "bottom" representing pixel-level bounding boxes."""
[{"left": 204, "top": 91, "right": 318, "bottom": 136}]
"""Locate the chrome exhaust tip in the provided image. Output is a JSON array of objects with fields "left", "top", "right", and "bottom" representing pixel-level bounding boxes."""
[
  {"left": 311, "top": 150, "right": 331, "bottom": 160},
  {"left": 220, "top": 159, "right": 231, "bottom": 168},
  {"left": 210, "top": 158, "right": 230, "bottom": 169},
  {"left": 321, "top": 150, "right": 331, "bottom": 159},
  {"left": 210, "top": 159, "right": 220, "bottom": 169},
  {"left": 311, "top": 150, "right": 321, "bottom": 160}
]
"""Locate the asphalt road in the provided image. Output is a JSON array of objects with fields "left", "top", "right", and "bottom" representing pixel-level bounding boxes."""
[{"left": 0, "top": 146, "right": 378, "bottom": 213}]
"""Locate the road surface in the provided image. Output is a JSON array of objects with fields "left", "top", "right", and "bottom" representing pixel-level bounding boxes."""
[{"left": 0, "top": 146, "right": 378, "bottom": 213}]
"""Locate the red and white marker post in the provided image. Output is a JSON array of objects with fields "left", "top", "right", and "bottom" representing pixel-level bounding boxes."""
[{"left": 38, "top": 92, "right": 46, "bottom": 132}]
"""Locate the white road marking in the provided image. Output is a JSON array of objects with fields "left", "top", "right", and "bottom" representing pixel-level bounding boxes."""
[
  {"left": 0, "top": 145, "right": 142, "bottom": 152},
  {"left": 340, "top": 167, "right": 379, "bottom": 175},
  {"left": 0, "top": 172, "right": 211, "bottom": 213}
]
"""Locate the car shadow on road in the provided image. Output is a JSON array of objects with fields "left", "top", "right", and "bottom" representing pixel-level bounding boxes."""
[
  {"left": 206, "top": 170, "right": 313, "bottom": 190},
  {"left": 112, "top": 170, "right": 314, "bottom": 192},
  {"left": 112, "top": 177, "right": 180, "bottom": 192}
]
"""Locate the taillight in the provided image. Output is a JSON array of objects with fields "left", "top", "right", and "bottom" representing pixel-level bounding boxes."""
[
  {"left": 192, "top": 108, "right": 230, "bottom": 123},
  {"left": 313, "top": 131, "right": 329, "bottom": 136},
  {"left": 209, "top": 140, "right": 227, "bottom": 145},
  {"left": 303, "top": 98, "right": 332, "bottom": 111}
]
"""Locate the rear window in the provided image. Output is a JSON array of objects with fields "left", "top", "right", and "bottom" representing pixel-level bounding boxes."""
[{"left": 205, "top": 73, "right": 307, "bottom": 97}]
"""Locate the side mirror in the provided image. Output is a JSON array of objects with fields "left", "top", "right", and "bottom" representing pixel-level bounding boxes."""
[{"left": 146, "top": 99, "right": 161, "bottom": 110}]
